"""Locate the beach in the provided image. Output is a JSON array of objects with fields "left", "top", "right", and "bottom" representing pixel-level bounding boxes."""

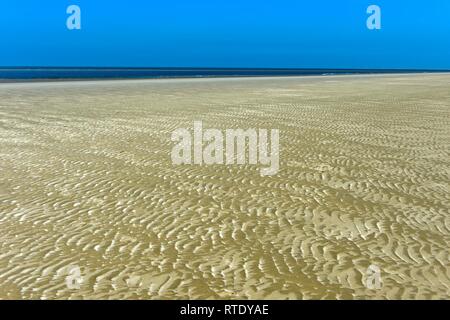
[{"left": 0, "top": 73, "right": 449, "bottom": 299}]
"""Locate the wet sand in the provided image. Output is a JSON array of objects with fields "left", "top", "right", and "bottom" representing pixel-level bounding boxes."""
[{"left": 0, "top": 74, "right": 449, "bottom": 299}]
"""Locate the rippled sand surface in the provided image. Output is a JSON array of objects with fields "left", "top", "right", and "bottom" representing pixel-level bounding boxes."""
[{"left": 0, "top": 74, "right": 449, "bottom": 299}]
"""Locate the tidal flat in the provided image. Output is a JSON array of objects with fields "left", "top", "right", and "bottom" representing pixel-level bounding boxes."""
[{"left": 0, "top": 74, "right": 449, "bottom": 299}]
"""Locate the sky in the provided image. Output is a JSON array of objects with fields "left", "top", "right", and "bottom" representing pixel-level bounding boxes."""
[{"left": 1, "top": 0, "right": 449, "bottom": 69}]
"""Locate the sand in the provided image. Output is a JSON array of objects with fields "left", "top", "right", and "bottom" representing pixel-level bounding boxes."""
[{"left": 0, "top": 74, "right": 449, "bottom": 299}]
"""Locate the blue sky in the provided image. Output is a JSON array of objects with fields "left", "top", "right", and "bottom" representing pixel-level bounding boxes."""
[{"left": 1, "top": 0, "right": 449, "bottom": 69}]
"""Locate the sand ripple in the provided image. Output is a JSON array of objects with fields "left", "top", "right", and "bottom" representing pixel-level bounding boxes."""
[{"left": 0, "top": 74, "right": 449, "bottom": 299}]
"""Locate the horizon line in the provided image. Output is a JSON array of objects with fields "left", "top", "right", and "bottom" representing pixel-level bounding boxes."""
[{"left": 1, "top": 66, "right": 450, "bottom": 72}]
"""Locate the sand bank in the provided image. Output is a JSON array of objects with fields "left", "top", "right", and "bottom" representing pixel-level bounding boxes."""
[{"left": 0, "top": 73, "right": 449, "bottom": 299}]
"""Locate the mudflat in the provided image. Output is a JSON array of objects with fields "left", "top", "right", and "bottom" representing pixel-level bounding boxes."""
[{"left": 0, "top": 74, "right": 449, "bottom": 299}]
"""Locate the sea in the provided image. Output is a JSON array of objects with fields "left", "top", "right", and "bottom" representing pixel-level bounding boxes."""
[{"left": 0, "top": 67, "right": 442, "bottom": 81}]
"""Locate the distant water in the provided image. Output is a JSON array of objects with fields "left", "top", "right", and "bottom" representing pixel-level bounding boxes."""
[{"left": 0, "top": 67, "right": 442, "bottom": 81}]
